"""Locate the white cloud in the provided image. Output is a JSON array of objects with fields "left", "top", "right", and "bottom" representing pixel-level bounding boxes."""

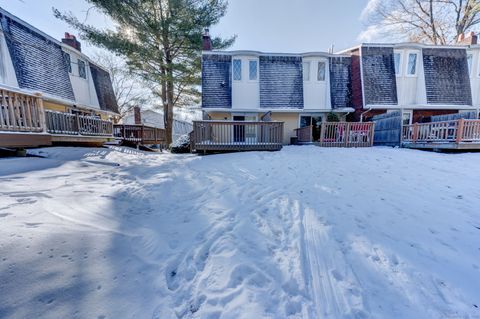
[{"left": 360, "top": 0, "right": 382, "bottom": 21}]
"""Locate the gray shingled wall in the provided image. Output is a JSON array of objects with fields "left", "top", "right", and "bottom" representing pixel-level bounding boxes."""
[
  {"left": 1, "top": 14, "right": 75, "bottom": 101},
  {"left": 422, "top": 48, "right": 472, "bottom": 105},
  {"left": 361, "top": 47, "right": 398, "bottom": 106},
  {"left": 202, "top": 54, "right": 232, "bottom": 108},
  {"left": 259, "top": 56, "right": 303, "bottom": 108},
  {"left": 90, "top": 64, "right": 119, "bottom": 114},
  {"left": 329, "top": 56, "right": 352, "bottom": 109}
]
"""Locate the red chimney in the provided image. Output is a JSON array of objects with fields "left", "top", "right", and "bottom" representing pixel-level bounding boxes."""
[
  {"left": 457, "top": 32, "right": 477, "bottom": 45},
  {"left": 202, "top": 28, "right": 212, "bottom": 51},
  {"left": 61, "top": 32, "right": 82, "bottom": 52},
  {"left": 133, "top": 106, "right": 142, "bottom": 124}
]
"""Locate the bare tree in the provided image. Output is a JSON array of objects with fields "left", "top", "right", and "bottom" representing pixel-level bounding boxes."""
[
  {"left": 94, "top": 51, "right": 151, "bottom": 119},
  {"left": 363, "top": 0, "right": 480, "bottom": 44}
]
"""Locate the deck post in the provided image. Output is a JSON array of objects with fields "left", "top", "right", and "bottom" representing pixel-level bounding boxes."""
[
  {"left": 34, "top": 93, "right": 47, "bottom": 133},
  {"left": 456, "top": 118, "right": 465, "bottom": 143},
  {"left": 319, "top": 123, "right": 326, "bottom": 145},
  {"left": 412, "top": 123, "right": 419, "bottom": 143}
]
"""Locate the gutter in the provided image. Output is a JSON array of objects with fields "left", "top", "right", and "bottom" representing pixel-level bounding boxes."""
[{"left": 360, "top": 108, "right": 372, "bottom": 122}]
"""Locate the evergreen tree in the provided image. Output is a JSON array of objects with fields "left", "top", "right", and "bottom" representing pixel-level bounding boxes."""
[{"left": 54, "top": 0, "right": 234, "bottom": 144}]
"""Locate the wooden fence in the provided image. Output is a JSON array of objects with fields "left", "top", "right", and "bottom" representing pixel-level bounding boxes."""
[
  {"left": 403, "top": 119, "right": 480, "bottom": 144},
  {"left": 191, "top": 121, "right": 284, "bottom": 152},
  {"left": 45, "top": 110, "right": 113, "bottom": 136},
  {"left": 295, "top": 122, "right": 375, "bottom": 147},
  {"left": 0, "top": 89, "right": 44, "bottom": 133},
  {"left": 113, "top": 124, "right": 166, "bottom": 145}
]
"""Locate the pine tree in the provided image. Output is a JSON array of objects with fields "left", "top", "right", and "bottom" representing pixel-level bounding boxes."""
[{"left": 54, "top": 0, "right": 234, "bottom": 144}]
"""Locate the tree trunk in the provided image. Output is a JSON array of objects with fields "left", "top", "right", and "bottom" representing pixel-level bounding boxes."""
[{"left": 165, "top": 59, "right": 174, "bottom": 145}]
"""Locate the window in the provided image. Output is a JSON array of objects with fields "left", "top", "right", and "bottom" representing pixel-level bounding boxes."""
[
  {"left": 78, "top": 59, "right": 86, "bottom": 79},
  {"left": 407, "top": 53, "right": 417, "bottom": 75},
  {"left": 303, "top": 62, "right": 310, "bottom": 81},
  {"left": 317, "top": 61, "right": 326, "bottom": 81},
  {"left": 402, "top": 112, "right": 412, "bottom": 125},
  {"left": 233, "top": 59, "right": 242, "bottom": 81},
  {"left": 394, "top": 53, "right": 401, "bottom": 75},
  {"left": 467, "top": 54, "right": 473, "bottom": 75},
  {"left": 63, "top": 52, "right": 72, "bottom": 73},
  {"left": 249, "top": 60, "right": 258, "bottom": 80}
]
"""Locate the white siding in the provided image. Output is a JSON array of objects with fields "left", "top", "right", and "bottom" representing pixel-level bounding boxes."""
[
  {"left": 0, "top": 29, "right": 19, "bottom": 87},
  {"left": 302, "top": 57, "right": 331, "bottom": 110},
  {"left": 63, "top": 48, "right": 101, "bottom": 109},
  {"left": 468, "top": 48, "right": 480, "bottom": 108},
  {"left": 231, "top": 55, "right": 260, "bottom": 109},
  {"left": 395, "top": 48, "right": 427, "bottom": 107}
]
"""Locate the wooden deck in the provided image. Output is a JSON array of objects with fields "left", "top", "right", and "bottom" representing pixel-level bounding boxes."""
[
  {"left": 191, "top": 121, "right": 284, "bottom": 153},
  {"left": 113, "top": 124, "right": 166, "bottom": 146},
  {"left": 0, "top": 88, "right": 51, "bottom": 148},
  {"left": 402, "top": 119, "right": 480, "bottom": 150},
  {"left": 295, "top": 122, "right": 375, "bottom": 147}
]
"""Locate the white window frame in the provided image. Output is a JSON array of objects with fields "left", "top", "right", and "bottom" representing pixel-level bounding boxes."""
[
  {"left": 405, "top": 51, "right": 418, "bottom": 77},
  {"left": 303, "top": 61, "right": 311, "bottom": 81},
  {"left": 248, "top": 59, "right": 258, "bottom": 81},
  {"left": 467, "top": 53, "right": 473, "bottom": 76},
  {"left": 402, "top": 110, "right": 413, "bottom": 125},
  {"left": 78, "top": 59, "right": 87, "bottom": 79},
  {"left": 394, "top": 52, "right": 402, "bottom": 76},
  {"left": 232, "top": 59, "right": 242, "bottom": 81},
  {"left": 317, "top": 61, "right": 326, "bottom": 81}
]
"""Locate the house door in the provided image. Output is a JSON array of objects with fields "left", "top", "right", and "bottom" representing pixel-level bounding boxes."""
[
  {"left": 300, "top": 115, "right": 323, "bottom": 141},
  {"left": 233, "top": 116, "right": 245, "bottom": 142}
]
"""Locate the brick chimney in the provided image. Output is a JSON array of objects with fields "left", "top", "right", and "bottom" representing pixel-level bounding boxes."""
[
  {"left": 202, "top": 28, "right": 212, "bottom": 51},
  {"left": 133, "top": 106, "right": 142, "bottom": 124},
  {"left": 457, "top": 31, "right": 478, "bottom": 45},
  {"left": 61, "top": 32, "right": 82, "bottom": 52}
]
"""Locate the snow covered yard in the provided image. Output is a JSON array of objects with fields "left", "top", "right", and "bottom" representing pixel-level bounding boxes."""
[{"left": 0, "top": 146, "right": 479, "bottom": 319}]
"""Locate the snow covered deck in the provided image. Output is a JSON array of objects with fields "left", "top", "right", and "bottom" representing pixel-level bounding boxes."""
[
  {"left": 191, "top": 120, "right": 284, "bottom": 152},
  {"left": 403, "top": 119, "right": 480, "bottom": 150},
  {"left": 0, "top": 146, "right": 479, "bottom": 318}
]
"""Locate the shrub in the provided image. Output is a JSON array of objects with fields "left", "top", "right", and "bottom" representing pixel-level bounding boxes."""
[
  {"left": 327, "top": 112, "right": 340, "bottom": 122},
  {"left": 170, "top": 134, "right": 191, "bottom": 153}
]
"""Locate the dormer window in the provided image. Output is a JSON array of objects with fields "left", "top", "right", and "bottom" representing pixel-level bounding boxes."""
[
  {"left": 407, "top": 53, "right": 417, "bottom": 76},
  {"left": 233, "top": 59, "right": 242, "bottom": 81},
  {"left": 249, "top": 60, "right": 258, "bottom": 80},
  {"left": 394, "top": 53, "right": 401, "bottom": 75},
  {"left": 63, "top": 52, "right": 72, "bottom": 73},
  {"left": 317, "top": 61, "right": 326, "bottom": 81},
  {"left": 78, "top": 59, "right": 86, "bottom": 79},
  {"left": 303, "top": 62, "right": 310, "bottom": 81}
]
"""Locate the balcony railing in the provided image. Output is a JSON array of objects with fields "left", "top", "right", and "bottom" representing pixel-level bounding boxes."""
[
  {"left": 113, "top": 124, "right": 166, "bottom": 145},
  {"left": 403, "top": 119, "right": 480, "bottom": 144},
  {"left": 295, "top": 122, "right": 375, "bottom": 147},
  {"left": 191, "top": 120, "right": 284, "bottom": 152},
  {"left": 0, "top": 89, "right": 45, "bottom": 133},
  {"left": 45, "top": 110, "right": 113, "bottom": 136}
]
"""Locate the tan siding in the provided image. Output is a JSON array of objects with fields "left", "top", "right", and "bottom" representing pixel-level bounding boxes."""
[{"left": 270, "top": 113, "right": 299, "bottom": 144}]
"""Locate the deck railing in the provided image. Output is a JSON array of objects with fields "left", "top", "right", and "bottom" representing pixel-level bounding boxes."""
[
  {"left": 45, "top": 110, "right": 113, "bottom": 136},
  {"left": 113, "top": 124, "right": 166, "bottom": 145},
  {"left": 0, "top": 89, "right": 45, "bottom": 133},
  {"left": 192, "top": 120, "right": 284, "bottom": 152},
  {"left": 403, "top": 119, "right": 480, "bottom": 144},
  {"left": 295, "top": 122, "right": 375, "bottom": 147}
]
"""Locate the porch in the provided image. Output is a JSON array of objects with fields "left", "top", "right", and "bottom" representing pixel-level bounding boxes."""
[
  {"left": 0, "top": 88, "right": 51, "bottom": 148},
  {"left": 113, "top": 124, "right": 166, "bottom": 147},
  {"left": 45, "top": 110, "right": 114, "bottom": 145},
  {"left": 191, "top": 120, "right": 284, "bottom": 152},
  {"left": 295, "top": 122, "right": 375, "bottom": 147},
  {"left": 402, "top": 119, "right": 480, "bottom": 150}
]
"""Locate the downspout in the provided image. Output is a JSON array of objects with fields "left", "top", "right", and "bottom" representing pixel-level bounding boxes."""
[{"left": 360, "top": 108, "right": 372, "bottom": 122}]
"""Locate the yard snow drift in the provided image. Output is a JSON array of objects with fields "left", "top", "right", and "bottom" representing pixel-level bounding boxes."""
[{"left": 0, "top": 146, "right": 479, "bottom": 318}]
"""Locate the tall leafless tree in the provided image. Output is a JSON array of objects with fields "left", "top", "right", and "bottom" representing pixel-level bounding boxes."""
[
  {"left": 94, "top": 52, "right": 151, "bottom": 120},
  {"left": 364, "top": 0, "right": 480, "bottom": 44}
]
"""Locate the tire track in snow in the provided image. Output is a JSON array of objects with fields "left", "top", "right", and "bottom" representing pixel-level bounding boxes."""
[{"left": 302, "top": 207, "right": 367, "bottom": 318}]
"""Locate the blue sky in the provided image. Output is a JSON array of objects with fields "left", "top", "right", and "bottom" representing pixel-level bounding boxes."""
[{"left": 1, "top": 0, "right": 370, "bottom": 55}]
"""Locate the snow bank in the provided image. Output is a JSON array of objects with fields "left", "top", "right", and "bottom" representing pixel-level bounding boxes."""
[{"left": 0, "top": 146, "right": 479, "bottom": 318}]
